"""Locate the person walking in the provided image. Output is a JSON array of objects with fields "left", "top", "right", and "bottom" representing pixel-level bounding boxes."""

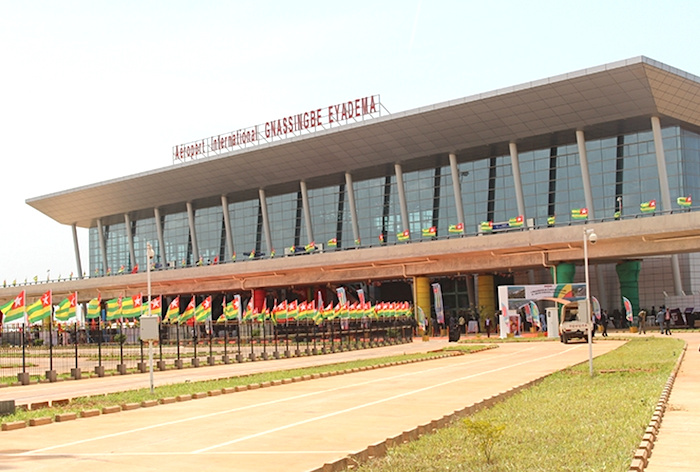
[
  {"left": 638, "top": 309, "right": 647, "bottom": 334},
  {"left": 663, "top": 308, "right": 672, "bottom": 335},
  {"left": 485, "top": 315, "right": 492, "bottom": 338},
  {"left": 601, "top": 310, "right": 609, "bottom": 337},
  {"left": 657, "top": 307, "right": 665, "bottom": 334}
]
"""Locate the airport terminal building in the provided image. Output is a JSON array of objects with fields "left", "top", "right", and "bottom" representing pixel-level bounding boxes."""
[{"left": 20, "top": 56, "right": 700, "bottom": 322}]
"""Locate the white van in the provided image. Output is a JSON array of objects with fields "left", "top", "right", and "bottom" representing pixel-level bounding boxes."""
[{"left": 559, "top": 300, "right": 592, "bottom": 344}]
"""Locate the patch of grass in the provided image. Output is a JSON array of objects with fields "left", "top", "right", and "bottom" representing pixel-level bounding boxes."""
[
  {"left": 0, "top": 347, "right": 486, "bottom": 424},
  {"left": 352, "top": 337, "right": 683, "bottom": 472}
]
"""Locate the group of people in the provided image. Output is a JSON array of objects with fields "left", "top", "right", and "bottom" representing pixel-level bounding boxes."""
[{"left": 637, "top": 306, "right": 673, "bottom": 335}]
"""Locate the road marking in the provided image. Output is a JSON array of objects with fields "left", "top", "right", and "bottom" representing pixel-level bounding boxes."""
[
  {"left": 194, "top": 346, "right": 577, "bottom": 453},
  {"left": 15, "top": 344, "right": 579, "bottom": 456}
]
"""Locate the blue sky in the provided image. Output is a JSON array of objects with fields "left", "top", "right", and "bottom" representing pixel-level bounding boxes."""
[{"left": 1, "top": 0, "right": 698, "bottom": 283}]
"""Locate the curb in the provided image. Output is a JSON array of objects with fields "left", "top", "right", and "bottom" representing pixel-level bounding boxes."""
[
  {"left": 1, "top": 349, "right": 477, "bottom": 432},
  {"left": 308, "top": 375, "right": 547, "bottom": 472},
  {"left": 308, "top": 342, "right": 688, "bottom": 472},
  {"left": 628, "top": 342, "right": 686, "bottom": 472},
  {"left": 0, "top": 338, "right": 416, "bottom": 389}
]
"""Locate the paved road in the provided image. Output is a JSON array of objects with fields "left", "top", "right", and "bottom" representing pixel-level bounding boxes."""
[
  {"left": 0, "top": 340, "right": 443, "bottom": 407},
  {"left": 0, "top": 340, "right": 622, "bottom": 472}
]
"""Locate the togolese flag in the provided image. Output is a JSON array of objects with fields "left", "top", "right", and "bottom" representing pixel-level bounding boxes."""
[
  {"left": 224, "top": 295, "right": 241, "bottom": 321},
  {"left": 27, "top": 290, "right": 52, "bottom": 324},
  {"left": 105, "top": 297, "right": 122, "bottom": 321},
  {"left": 195, "top": 296, "right": 212, "bottom": 322},
  {"left": 479, "top": 221, "right": 492, "bottom": 232},
  {"left": 179, "top": 297, "right": 196, "bottom": 323},
  {"left": 508, "top": 215, "right": 524, "bottom": 227},
  {"left": 1, "top": 290, "right": 26, "bottom": 324},
  {"left": 640, "top": 200, "right": 656, "bottom": 213},
  {"left": 149, "top": 295, "right": 162, "bottom": 318},
  {"left": 164, "top": 296, "right": 180, "bottom": 323},
  {"left": 677, "top": 195, "right": 692, "bottom": 207},
  {"left": 421, "top": 226, "right": 436, "bottom": 237},
  {"left": 327, "top": 237, "right": 337, "bottom": 247},
  {"left": 449, "top": 222, "right": 465, "bottom": 234},
  {"left": 571, "top": 208, "right": 588, "bottom": 220},
  {"left": 121, "top": 294, "right": 143, "bottom": 319},
  {"left": 55, "top": 292, "right": 77, "bottom": 322},
  {"left": 397, "top": 229, "right": 410, "bottom": 241},
  {"left": 86, "top": 295, "right": 102, "bottom": 319},
  {"left": 547, "top": 215, "right": 556, "bottom": 225}
]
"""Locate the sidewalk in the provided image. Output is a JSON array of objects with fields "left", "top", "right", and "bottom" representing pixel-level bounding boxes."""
[{"left": 644, "top": 331, "right": 700, "bottom": 471}]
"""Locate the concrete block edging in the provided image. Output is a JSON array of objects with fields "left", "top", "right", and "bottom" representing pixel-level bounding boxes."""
[{"left": 1, "top": 348, "right": 469, "bottom": 432}]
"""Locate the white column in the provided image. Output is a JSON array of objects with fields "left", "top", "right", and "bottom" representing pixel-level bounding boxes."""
[
  {"left": 575, "top": 130, "right": 595, "bottom": 219},
  {"left": 96, "top": 218, "right": 108, "bottom": 274},
  {"left": 651, "top": 116, "right": 683, "bottom": 295},
  {"left": 124, "top": 213, "right": 136, "bottom": 270},
  {"left": 449, "top": 153, "right": 465, "bottom": 226},
  {"left": 72, "top": 224, "right": 83, "bottom": 279},
  {"left": 186, "top": 202, "right": 199, "bottom": 265},
  {"left": 220, "top": 195, "right": 234, "bottom": 260},
  {"left": 345, "top": 172, "right": 361, "bottom": 246},
  {"left": 300, "top": 181, "right": 314, "bottom": 244},
  {"left": 595, "top": 265, "right": 607, "bottom": 312},
  {"left": 259, "top": 188, "right": 273, "bottom": 256},
  {"left": 508, "top": 142, "right": 528, "bottom": 226},
  {"left": 394, "top": 163, "right": 410, "bottom": 237},
  {"left": 154, "top": 207, "right": 166, "bottom": 268}
]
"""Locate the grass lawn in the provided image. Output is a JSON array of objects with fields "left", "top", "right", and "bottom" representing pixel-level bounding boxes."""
[{"left": 352, "top": 337, "right": 683, "bottom": 472}]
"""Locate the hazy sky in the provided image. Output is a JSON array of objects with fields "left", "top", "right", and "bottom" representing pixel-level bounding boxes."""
[{"left": 1, "top": 0, "right": 698, "bottom": 284}]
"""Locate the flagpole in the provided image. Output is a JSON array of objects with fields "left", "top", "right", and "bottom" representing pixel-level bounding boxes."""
[
  {"left": 48, "top": 304, "right": 54, "bottom": 373},
  {"left": 146, "top": 242, "right": 155, "bottom": 393}
]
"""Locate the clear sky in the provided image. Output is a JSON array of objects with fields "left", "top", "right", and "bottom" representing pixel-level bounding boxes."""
[{"left": 1, "top": 0, "right": 698, "bottom": 284}]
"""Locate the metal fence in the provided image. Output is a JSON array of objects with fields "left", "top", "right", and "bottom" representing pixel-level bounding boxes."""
[{"left": 0, "top": 317, "right": 415, "bottom": 385}]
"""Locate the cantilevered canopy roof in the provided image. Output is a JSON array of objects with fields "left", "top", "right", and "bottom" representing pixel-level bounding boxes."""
[{"left": 27, "top": 56, "right": 700, "bottom": 228}]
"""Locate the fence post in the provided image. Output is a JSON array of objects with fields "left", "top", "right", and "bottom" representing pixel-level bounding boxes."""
[
  {"left": 70, "top": 323, "right": 81, "bottom": 380},
  {"left": 94, "top": 321, "right": 104, "bottom": 377}
]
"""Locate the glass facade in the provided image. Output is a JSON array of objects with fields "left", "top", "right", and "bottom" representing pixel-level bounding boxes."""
[{"left": 88, "top": 126, "right": 700, "bottom": 279}]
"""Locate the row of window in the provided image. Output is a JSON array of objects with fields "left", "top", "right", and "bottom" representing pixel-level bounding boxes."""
[{"left": 89, "top": 126, "right": 699, "bottom": 275}]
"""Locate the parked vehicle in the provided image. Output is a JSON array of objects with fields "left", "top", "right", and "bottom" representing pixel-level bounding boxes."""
[{"left": 559, "top": 300, "right": 592, "bottom": 344}]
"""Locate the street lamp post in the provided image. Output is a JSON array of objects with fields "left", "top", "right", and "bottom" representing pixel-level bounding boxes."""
[{"left": 583, "top": 227, "right": 597, "bottom": 377}]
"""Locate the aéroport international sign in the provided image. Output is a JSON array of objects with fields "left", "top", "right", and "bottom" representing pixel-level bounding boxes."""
[{"left": 173, "top": 95, "right": 384, "bottom": 163}]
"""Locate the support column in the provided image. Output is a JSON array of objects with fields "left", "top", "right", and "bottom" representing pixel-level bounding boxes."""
[
  {"left": 466, "top": 274, "right": 476, "bottom": 310},
  {"left": 124, "top": 214, "right": 136, "bottom": 270},
  {"left": 414, "top": 276, "right": 431, "bottom": 335},
  {"left": 220, "top": 195, "right": 234, "bottom": 261},
  {"left": 394, "top": 163, "right": 410, "bottom": 237},
  {"left": 616, "top": 260, "right": 641, "bottom": 320},
  {"left": 477, "top": 274, "right": 496, "bottom": 320},
  {"left": 508, "top": 143, "right": 528, "bottom": 226},
  {"left": 575, "top": 130, "right": 595, "bottom": 219},
  {"left": 72, "top": 224, "right": 83, "bottom": 279},
  {"left": 300, "top": 181, "right": 314, "bottom": 245},
  {"left": 449, "top": 153, "right": 465, "bottom": 226},
  {"left": 651, "top": 116, "right": 683, "bottom": 295},
  {"left": 259, "top": 189, "right": 273, "bottom": 256},
  {"left": 154, "top": 207, "right": 166, "bottom": 268},
  {"left": 186, "top": 202, "right": 199, "bottom": 265},
  {"left": 551, "top": 262, "right": 576, "bottom": 284},
  {"left": 345, "top": 172, "right": 361, "bottom": 246},
  {"left": 97, "top": 218, "right": 108, "bottom": 275}
]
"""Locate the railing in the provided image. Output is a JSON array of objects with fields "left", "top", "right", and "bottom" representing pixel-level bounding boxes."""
[
  {"left": 0, "top": 317, "right": 415, "bottom": 385},
  {"left": 3, "top": 205, "right": 695, "bottom": 286}
]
